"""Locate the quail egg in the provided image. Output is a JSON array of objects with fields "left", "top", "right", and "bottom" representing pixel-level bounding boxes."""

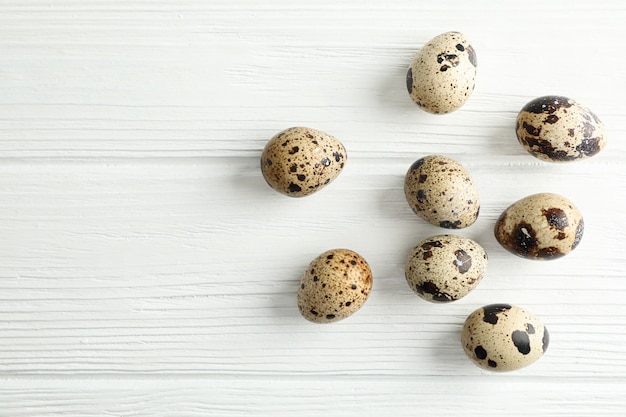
[
  {"left": 516, "top": 96, "right": 606, "bottom": 162},
  {"left": 406, "top": 31, "right": 477, "bottom": 114},
  {"left": 405, "top": 234, "right": 488, "bottom": 303},
  {"left": 494, "top": 193, "right": 583, "bottom": 260},
  {"left": 461, "top": 304, "right": 549, "bottom": 372},
  {"left": 297, "top": 249, "right": 372, "bottom": 324},
  {"left": 404, "top": 155, "right": 480, "bottom": 229},
  {"left": 261, "top": 127, "right": 347, "bottom": 197}
]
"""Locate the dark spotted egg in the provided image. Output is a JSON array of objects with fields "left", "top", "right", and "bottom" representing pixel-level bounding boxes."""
[
  {"left": 462, "top": 304, "right": 549, "bottom": 372},
  {"left": 261, "top": 127, "right": 346, "bottom": 197},
  {"left": 404, "top": 155, "right": 480, "bottom": 229},
  {"left": 406, "top": 31, "right": 477, "bottom": 114},
  {"left": 297, "top": 249, "right": 372, "bottom": 324},
  {"left": 516, "top": 96, "right": 607, "bottom": 162},
  {"left": 494, "top": 193, "right": 583, "bottom": 260},
  {"left": 405, "top": 234, "right": 488, "bottom": 303}
]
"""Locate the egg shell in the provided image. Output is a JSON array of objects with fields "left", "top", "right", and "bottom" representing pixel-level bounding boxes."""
[
  {"left": 297, "top": 249, "right": 372, "bottom": 324},
  {"left": 494, "top": 193, "right": 583, "bottom": 260},
  {"left": 461, "top": 304, "right": 549, "bottom": 372},
  {"left": 405, "top": 235, "right": 487, "bottom": 303},
  {"left": 404, "top": 155, "right": 480, "bottom": 229},
  {"left": 406, "top": 31, "right": 477, "bottom": 114},
  {"left": 261, "top": 127, "right": 347, "bottom": 197},
  {"left": 516, "top": 96, "right": 606, "bottom": 162}
]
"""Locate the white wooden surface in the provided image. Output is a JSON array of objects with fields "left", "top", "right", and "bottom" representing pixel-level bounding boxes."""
[{"left": 1, "top": 0, "right": 625, "bottom": 415}]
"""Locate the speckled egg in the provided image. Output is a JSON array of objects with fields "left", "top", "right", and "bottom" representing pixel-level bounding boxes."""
[
  {"left": 297, "top": 249, "right": 372, "bottom": 324},
  {"left": 404, "top": 155, "right": 480, "bottom": 229},
  {"left": 406, "top": 31, "right": 477, "bottom": 114},
  {"left": 461, "top": 304, "right": 549, "bottom": 372},
  {"left": 261, "top": 127, "right": 347, "bottom": 197},
  {"left": 516, "top": 96, "right": 607, "bottom": 162},
  {"left": 405, "top": 234, "right": 488, "bottom": 303},
  {"left": 494, "top": 193, "right": 583, "bottom": 260}
]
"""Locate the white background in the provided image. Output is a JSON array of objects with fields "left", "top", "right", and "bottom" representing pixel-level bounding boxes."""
[{"left": 1, "top": 1, "right": 625, "bottom": 415}]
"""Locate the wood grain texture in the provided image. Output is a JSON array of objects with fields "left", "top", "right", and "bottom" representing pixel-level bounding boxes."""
[
  {"left": 1, "top": 377, "right": 625, "bottom": 416},
  {"left": 1, "top": 0, "right": 625, "bottom": 415}
]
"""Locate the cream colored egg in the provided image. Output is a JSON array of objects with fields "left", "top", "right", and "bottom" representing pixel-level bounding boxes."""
[
  {"left": 261, "top": 127, "right": 347, "bottom": 197},
  {"left": 297, "top": 249, "right": 372, "bottom": 324},
  {"left": 494, "top": 193, "right": 583, "bottom": 260},
  {"left": 406, "top": 31, "right": 477, "bottom": 114},
  {"left": 516, "top": 96, "right": 607, "bottom": 162},
  {"left": 405, "top": 234, "right": 488, "bottom": 303},
  {"left": 404, "top": 155, "right": 480, "bottom": 229},
  {"left": 461, "top": 304, "right": 549, "bottom": 372}
]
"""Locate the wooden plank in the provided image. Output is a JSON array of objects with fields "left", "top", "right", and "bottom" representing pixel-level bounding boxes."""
[{"left": 1, "top": 376, "right": 625, "bottom": 417}]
